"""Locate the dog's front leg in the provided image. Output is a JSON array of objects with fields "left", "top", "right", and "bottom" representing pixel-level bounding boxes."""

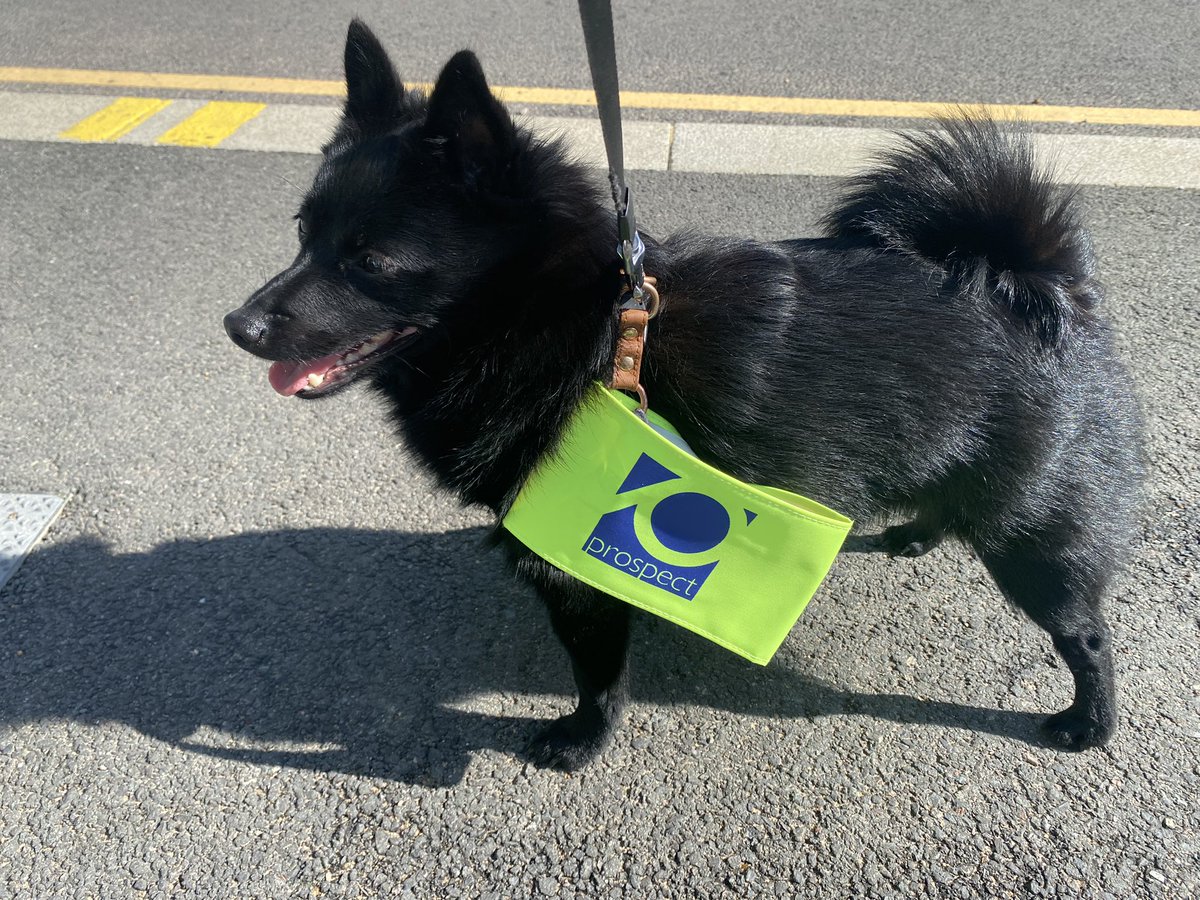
[{"left": 527, "top": 567, "right": 631, "bottom": 770}]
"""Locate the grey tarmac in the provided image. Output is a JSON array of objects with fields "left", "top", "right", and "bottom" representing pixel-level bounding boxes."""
[{"left": 0, "top": 135, "right": 1196, "bottom": 898}]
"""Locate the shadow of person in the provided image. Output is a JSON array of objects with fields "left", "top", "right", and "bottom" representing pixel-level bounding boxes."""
[{"left": 0, "top": 528, "right": 1044, "bottom": 786}]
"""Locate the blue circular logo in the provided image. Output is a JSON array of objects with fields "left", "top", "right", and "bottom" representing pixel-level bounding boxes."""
[{"left": 650, "top": 492, "right": 730, "bottom": 554}]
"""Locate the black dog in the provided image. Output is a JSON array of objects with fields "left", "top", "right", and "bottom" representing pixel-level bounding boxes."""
[{"left": 224, "top": 21, "right": 1143, "bottom": 770}]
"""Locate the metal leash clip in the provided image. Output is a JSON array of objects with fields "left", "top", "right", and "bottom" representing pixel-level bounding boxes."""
[
  {"left": 617, "top": 187, "right": 660, "bottom": 320},
  {"left": 612, "top": 193, "right": 658, "bottom": 418},
  {"left": 617, "top": 187, "right": 647, "bottom": 306}
]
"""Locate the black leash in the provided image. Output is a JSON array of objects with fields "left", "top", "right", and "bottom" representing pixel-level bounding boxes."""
[{"left": 576, "top": 0, "right": 647, "bottom": 305}]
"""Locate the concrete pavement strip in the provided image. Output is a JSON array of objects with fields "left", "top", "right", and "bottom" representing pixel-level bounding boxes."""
[{"left": 1, "top": 89, "right": 1198, "bottom": 189}]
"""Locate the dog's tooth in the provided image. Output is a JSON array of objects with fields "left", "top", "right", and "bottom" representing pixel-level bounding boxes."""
[
  {"left": 353, "top": 338, "right": 382, "bottom": 360},
  {"left": 307, "top": 373, "right": 324, "bottom": 388}
]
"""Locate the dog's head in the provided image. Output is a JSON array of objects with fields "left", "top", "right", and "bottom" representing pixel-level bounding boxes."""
[{"left": 224, "top": 21, "right": 532, "bottom": 398}]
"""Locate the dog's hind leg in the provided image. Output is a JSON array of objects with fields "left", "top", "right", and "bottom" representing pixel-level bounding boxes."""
[
  {"left": 881, "top": 518, "right": 945, "bottom": 558},
  {"left": 976, "top": 536, "right": 1119, "bottom": 751},
  {"left": 528, "top": 575, "right": 631, "bottom": 770}
]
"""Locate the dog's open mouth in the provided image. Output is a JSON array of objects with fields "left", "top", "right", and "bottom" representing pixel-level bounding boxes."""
[{"left": 267, "top": 327, "right": 421, "bottom": 397}]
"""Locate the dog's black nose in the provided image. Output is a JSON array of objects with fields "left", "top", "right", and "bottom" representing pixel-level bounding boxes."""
[{"left": 224, "top": 308, "right": 269, "bottom": 351}]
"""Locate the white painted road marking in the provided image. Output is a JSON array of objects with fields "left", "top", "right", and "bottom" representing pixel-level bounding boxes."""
[
  {"left": 0, "top": 494, "right": 65, "bottom": 593},
  {"left": 0, "top": 89, "right": 1197, "bottom": 189}
]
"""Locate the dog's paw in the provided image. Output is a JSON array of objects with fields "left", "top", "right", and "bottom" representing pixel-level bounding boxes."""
[
  {"left": 1041, "top": 707, "right": 1115, "bottom": 751},
  {"left": 881, "top": 522, "right": 944, "bottom": 558},
  {"left": 527, "top": 712, "right": 610, "bottom": 771}
]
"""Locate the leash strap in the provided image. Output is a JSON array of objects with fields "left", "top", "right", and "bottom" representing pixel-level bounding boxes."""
[
  {"left": 576, "top": 0, "right": 627, "bottom": 209},
  {"left": 576, "top": 0, "right": 656, "bottom": 402}
]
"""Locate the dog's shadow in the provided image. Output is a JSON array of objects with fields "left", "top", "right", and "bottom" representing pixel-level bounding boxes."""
[{"left": 0, "top": 528, "right": 1043, "bottom": 786}]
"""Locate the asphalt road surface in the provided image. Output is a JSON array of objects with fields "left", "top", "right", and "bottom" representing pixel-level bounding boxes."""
[
  {"left": 1, "top": 3, "right": 1198, "bottom": 898},
  {"left": 3, "top": 0, "right": 1198, "bottom": 110}
]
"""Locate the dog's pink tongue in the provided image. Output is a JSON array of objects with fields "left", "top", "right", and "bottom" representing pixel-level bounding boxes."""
[{"left": 268, "top": 353, "right": 341, "bottom": 396}]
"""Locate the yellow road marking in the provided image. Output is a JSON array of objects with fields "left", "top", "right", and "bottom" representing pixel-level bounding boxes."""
[
  {"left": 2, "top": 64, "right": 1199, "bottom": 128},
  {"left": 0, "top": 66, "right": 345, "bottom": 97},
  {"left": 59, "top": 96, "right": 172, "bottom": 142},
  {"left": 156, "top": 101, "right": 266, "bottom": 147}
]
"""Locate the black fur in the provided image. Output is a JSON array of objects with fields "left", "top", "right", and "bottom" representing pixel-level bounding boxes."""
[
  {"left": 224, "top": 21, "right": 1144, "bottom": 770},
  {"left": 822, "top": 116, "right": 1102, "bottom": 348}
]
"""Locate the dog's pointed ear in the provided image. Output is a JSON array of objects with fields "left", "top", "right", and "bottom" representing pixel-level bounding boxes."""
[
  {"left": 342, "top": 19, "right": 407, "bottom": 134},
  {"left": 425, "top": 50, "right": 517, "bottom": 186}
]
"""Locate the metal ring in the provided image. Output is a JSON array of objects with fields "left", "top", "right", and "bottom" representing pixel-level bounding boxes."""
[{"left": 641, "top": 280, "right": 661, "bottom": 319}]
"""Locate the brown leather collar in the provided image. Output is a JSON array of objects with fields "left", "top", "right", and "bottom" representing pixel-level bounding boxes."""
[{"left": 609, "top": 276, "right": 659, "bottom": 396}]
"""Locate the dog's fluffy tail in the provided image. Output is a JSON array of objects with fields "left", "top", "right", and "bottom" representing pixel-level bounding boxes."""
[{"left": 822, "top": 115, "right": 1100, "bottom": 347}]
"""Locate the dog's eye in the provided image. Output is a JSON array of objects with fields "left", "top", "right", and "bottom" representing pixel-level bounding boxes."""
[
  {"left": 296, "top": 217, "right": 307, "bottom": 241},
  {"left": 360, "top": 254, "right": 383, "bottom": 274}
]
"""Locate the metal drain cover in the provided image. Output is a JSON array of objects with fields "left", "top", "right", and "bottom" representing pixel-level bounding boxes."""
[{"left": 0, "top": 494, "right": 65, "bottom": 593}]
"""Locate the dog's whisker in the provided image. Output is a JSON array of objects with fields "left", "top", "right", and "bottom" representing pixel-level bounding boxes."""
[{"left": 272, "top": 173, "right": 305, "bottom": 199}]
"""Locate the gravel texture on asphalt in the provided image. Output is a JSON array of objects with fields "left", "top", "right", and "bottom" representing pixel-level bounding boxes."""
[{"left": 0, "top": 140, "right": 1196, "bottom": 898}]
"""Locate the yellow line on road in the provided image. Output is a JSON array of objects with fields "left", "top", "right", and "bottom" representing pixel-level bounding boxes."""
[
  {"left": 156, "top": 101, "right": 266, "bottom": 147},
  {"left": 3, "top": 64, "right": 1200, "bottom": 128},
  {"left": 59, "top": 96, "right": 172, "bottom": 142},
  {"left": 0, "top": 66, "right": 346, "bottom": 97}
]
